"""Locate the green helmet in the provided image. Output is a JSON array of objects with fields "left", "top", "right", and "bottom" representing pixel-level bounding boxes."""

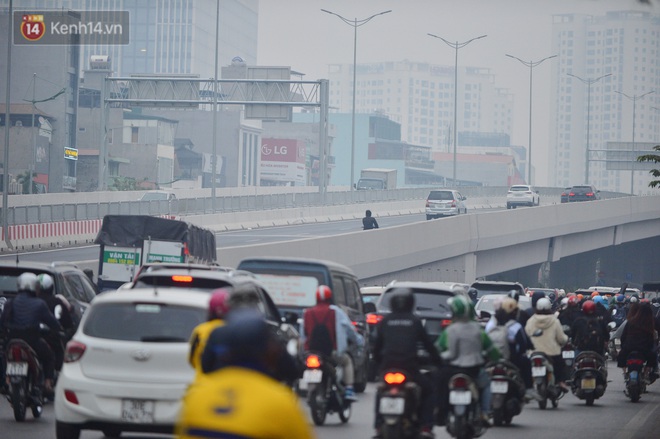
[{"left": 449, "top": 295, "right": 474, "bottom": 320}]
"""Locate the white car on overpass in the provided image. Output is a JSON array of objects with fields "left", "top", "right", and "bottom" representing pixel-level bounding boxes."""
[{"left": 506, "top": 184, "right": 540, "bottom": 209}]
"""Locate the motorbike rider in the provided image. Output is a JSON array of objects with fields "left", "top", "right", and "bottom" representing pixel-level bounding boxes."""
[
  {"left": 617, "top": 302, "right": 658, "bottom": 379},
  {"left": 372, "top": 288, "right": 441, "bottom": 439},
  {"left": 571, "top": 300, "right": 609, "bottom": 357},
  {"left": 362, "top": 209, "right": 379, "bottom": 230},
  {"left": 436, "top": 295, "right": 500, "bottom": 427},
  {"left": 175, "top": 308, "right": 315, "bottom": 439},
  {"left": 188, "top": 288, "right": 231, "bottom": 379},
  {"left": 302, "top": 285, "right": 364, "bottom": 401},
  {"left": 525, "top": 297, "right": 569, "bottom": 392},
  {"left": 490, "top": 298, "right": 540, "bottom": 401},
  {"left": 558, "top": 295, "right": 582, "bottom": 329},
  {"left": 35, "top": 273, "right": 72, "bottom": 374},
  {"left": 0, "top": 272, "right": 62, "bottom": 393}
]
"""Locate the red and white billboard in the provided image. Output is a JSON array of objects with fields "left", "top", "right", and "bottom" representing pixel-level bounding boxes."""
[{"left": 261, "top": 138, "right": 306, "bottom": 184}]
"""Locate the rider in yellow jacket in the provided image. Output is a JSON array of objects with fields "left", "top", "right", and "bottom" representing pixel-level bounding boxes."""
[
  {"left": 176, "top": 308, "right": 315, "bottom": 439},
  {"left": 188, "top": 288, "right": 231, "bottom": 378}
]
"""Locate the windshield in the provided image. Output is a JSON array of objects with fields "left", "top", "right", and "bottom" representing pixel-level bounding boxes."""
[
  {"left": 379, "top": 289, "right": 452, "bottom": 313},
  {"left": 83, "top": 302, "right": 206, "bottom": 342},
  {"left": 251, "top": 273, "right": 320, "bottom": 308}
]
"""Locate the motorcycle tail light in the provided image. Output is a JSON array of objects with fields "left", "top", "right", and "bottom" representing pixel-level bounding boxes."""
[
  {"left": 8, "top": 345, "right": 27, "bottom": 361},
  {"left": 306, "top": 354, "right": 321, "bottom": 369},
  {"left": 493, "top": 367, "right": 506, "bottom": 376},
  {"left": 581, "top": 361, "right": 596, "bottom": 369},
  {"left": 532, "top": 357, "right": 544, "bottom": 367},
  {"left": 450, "top": 376, "right": 468, "bottom": 389},
  {"left": 367, "top": 313, "right": 384, "bottom": 325},
  {"left": 627, "top": 359, "right": 644, "bottom": 366},
  {"left": 441, "top": 319, "right": 453, "bottom": 328},
  {"left": 384, "top": 372, "right": 406, "bottom": 385},
  {"left": 64, "top": 341, "right": 87, "bottom": 363}
]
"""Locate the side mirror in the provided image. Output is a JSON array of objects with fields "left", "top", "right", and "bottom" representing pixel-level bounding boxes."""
[
  {"left": 608, "top": 321, "right": 616, "bottom": 330},
  {"left": 363, "top": 302, "right": 377, "bottom": 314},
  {"left": 282, "top": 311, "right": 298, "bottom": 326}
]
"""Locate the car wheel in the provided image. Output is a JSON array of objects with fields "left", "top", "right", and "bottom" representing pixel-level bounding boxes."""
[
  {"left": 56, "top": 421, "right": 81, "bottom": 439},
  {"left": 507, "top": 204, "right": 511, "bottom": 209},
  {"left": 426, "top": 215, "right": 433, "bottom": 220},
  {"left": 102, "top": 428, "right": 122, "bottom": 438}
]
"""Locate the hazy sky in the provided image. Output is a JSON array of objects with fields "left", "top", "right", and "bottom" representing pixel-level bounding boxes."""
[{"left": 257, "top": 0, "right": 652, "bottom": 186}]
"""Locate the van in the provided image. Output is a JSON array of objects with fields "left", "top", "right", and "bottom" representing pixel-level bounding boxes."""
[{"left": 236, "top": 256, "right": 369, "bottom": 392}]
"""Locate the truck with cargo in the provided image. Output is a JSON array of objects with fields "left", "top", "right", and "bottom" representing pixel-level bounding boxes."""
[
  {"left": 94, "top": 215, "right": 217, "bottom": 290},
  {"left": 356, "top": 168, "right": 397, "bottom": 190}
]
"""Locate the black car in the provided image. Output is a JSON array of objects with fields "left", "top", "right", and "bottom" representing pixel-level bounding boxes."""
[
  {"left": 0, "top": 261, "right": 99, "bottom": 332},
  {"left": 560, "top": 187, "right": 571, "bottom": 203},
  {"left": 366, "top": 281, "right": 465, "bottom": 379},
  {"left": 568, "top": 185, "right": 601, "bottom": 202}
]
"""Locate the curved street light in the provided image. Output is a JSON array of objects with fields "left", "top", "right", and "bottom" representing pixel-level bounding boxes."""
[
  {"left": 428, "top": 33, "right": 487, "bottom": 186},
  {"left": 567, "top": 72, "right": 612, "bottom": 184},
  {"left": 506, "top": 54, "right": 557, "bottom": 186},
  {"left": 614, "top": 89, "right": 655, "bottom": 195},
  {"left": 322, "top": 8, "right": 392, "bottom": 191}
]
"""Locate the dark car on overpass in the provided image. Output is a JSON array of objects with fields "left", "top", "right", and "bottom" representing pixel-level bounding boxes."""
[{"left": 567, "top": 185, "right": 601, "bottom": 202}]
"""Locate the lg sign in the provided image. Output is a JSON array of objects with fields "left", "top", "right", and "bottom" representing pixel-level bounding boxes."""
[
  {"left": 261, "top": 144, "right": 287, "bottom": 156},
  {"left": 261, "top": 138, "right": 304, "bottom": 163}
]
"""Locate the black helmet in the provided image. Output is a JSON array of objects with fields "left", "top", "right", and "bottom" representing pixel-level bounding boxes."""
[
  {"left": 389, "top": 288, "right": 415, "bottom": 313},
  {"left": 468, "top": 288, "right": 478, "bottom": 302},
  {"left": 507, "top": 289, "right": 520, "bottom": 303}
]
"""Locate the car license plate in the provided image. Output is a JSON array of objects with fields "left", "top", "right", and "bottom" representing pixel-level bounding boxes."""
[
  {"left": 581, "top": 378, "right": 596, "bottom": 390},
  {"left": 302, "top": 369, "right": 323, "bottom": 384},
  {"left": 121, "top": 399, "right": 155, "bottom": 424},
  {"left": 6, "top": 362, "right": 28, "bottom": 376},
  {"left": 532, "top": 366, "right": 546, "bottom": 377},
  {"left": 562, "top": 351, "right": 575, "bottom": 359},
  {"left": 449, "top": 390, "right": 471, "bottom": 405},
  {"left": 379, "top": 397, "right": 405, "bottom": 415},
  {"left": 490, "top": 380, "right": 508, "bottom": 394}
]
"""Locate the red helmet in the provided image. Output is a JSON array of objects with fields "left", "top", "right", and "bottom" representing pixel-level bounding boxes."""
[
  {"left": 209, "top": 288, "right": 231, "bottom": 317},
  {"left": 567, "top": 296, "right": 580, "bottom": 307},
  {"left": 582, "top": 300, "right": 596, "bottom": 315},
  {"left": 316, "top": 285, "right": 332, "bottom": 303}
]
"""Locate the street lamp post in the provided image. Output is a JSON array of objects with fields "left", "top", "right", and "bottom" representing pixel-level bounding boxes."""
[
  {"left": 615, "top": 90, "right": 655, "bottom": 195},
  {"left": 428, "top": 33, "right": 486, "bottom": 186},
  {"left": 567, "top": 73, "right": 612, "bottom": 185},
  {"left": 321, "top": 8, "right": 391, "bottom": 191},
  {"left": 506, "top": 54, "right": 557, "bottom": 186}
]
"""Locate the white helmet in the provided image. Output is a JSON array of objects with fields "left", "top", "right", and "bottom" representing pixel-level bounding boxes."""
[
  {"left": 17, "top": 272, "right": 38, "bottom": 293},
  {"left": 536, "top": 297, "right": 552, "bottom": 312},
  {"left": 37, "top": 273, "right": 54, "bottom": 293}
]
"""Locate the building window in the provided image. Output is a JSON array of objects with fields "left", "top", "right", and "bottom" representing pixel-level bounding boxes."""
[{"left": 131, "top": 127, "right": 139, "bottom": 143}]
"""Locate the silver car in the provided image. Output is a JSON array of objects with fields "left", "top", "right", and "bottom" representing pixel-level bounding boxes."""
[{"left": 425, "top": 190, "right": 468, "bottom": 220}]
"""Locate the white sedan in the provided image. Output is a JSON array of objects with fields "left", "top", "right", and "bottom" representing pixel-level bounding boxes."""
[
  {"left": 506, "top": 185, "right": 540, "bottom": 209},
  {"left": 54, "top": 288, "right": 209, "bottom": 439}
]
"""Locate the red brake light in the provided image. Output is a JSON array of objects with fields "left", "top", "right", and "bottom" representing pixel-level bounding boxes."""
[
  {"left": 569, "top": 192, "right": 575, "bottom": 196},
  {"left": 384, "top": 372, "right": 407, "bottom": 385},
  {"left": 451, "top": 201, "right": 456, "bottom": 207},
  {"left": 450, "top": 376, "right": 468, "bottom": 388},
  {"left": 586, "top": 192, "right": 594, "bottom": 197},
  {"left": 441, "top": 319, "right": 452, "bottom": 328},
  {"left": 306, "top": 354, "right": 321, "bottom": 369},
  {"left": 64, "top": 390, "right": 79, "bottom": 404},
  {"left": 493, "top": 367, "right": 506, "bottom": 376},
  {"left": 533, "top": 358, "right": 544, "bottom": 367},
  {"left": 64, "top": 341, "right": 87, "bottom": 363},
  {"left": 627, "top": 358, "right": 644, "bottom": 366},
  {"left": 367, "top": 313, "right": 384, "bottom": 325},
  {"left": 171, "top": 275, "right": 193, "bottom": 283}
]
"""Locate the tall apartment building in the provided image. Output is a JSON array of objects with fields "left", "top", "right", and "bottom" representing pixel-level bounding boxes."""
[
  {"left": 327, "top": 60, "right": 514, "bottom": 152},
  {"left": 1, "top": 0, "right": 258, "bottom": 76},
  {"left": 551, "top": 10, "right": 660, "bottom": 195}
]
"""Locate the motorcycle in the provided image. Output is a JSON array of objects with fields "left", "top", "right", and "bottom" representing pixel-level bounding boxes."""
[
  {"left": 623, "top": 351, "right": 649, "bottom": 403},
  {"left": 562, "top": 340, "right": 576, "bottom": 369},
  {"left": 529, "top": 351, "right": 564, "bottom": 409},
  {"left": 303, "top": 352, "right": 351, "bottom": 425},
  {"left": 4, "top": 338, "right": 44, "bottom": 421},
  {"left": 446, "top": 372, "right": 487, "bottom": 439},
  {"left": 486, "top": 359, "right": 525, "bottom": 427},
  {"left": 375, "top": 369, "right": 422, "bottom": 439},
  {"left": 570, "top": 351, "right": 607, "bottom": 406}
]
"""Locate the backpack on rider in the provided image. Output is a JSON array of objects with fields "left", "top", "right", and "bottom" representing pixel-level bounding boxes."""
[{"left": 488, "top": 321, "right": 513, "bottom": 360}]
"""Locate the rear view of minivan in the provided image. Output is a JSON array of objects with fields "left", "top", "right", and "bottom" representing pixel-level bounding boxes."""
[
  {"left": 425, "top": 189, "right": 467, "bottom": 220},
  {"left": 236, "top": 256, "right": 369, "bottom": 392}
]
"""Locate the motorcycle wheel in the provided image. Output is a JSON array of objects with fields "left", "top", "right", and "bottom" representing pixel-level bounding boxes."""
[
  {"left": 10, "top": 383, "right": 27, "bottom": 422},
  {"left": 31, "top": 403, "right": 43, "bottom": 418},
  {"left": 338, "top": 400, "right": 351, "bottom": 423},
  {"left": 536, "top": 383, "right": 547, "bottom": 410},
  {"left": 382, "top": 422, "right": 402, "bottom": 439},
  {"left": 493, "top": 409, "right": 504, "bottom": 427},
  {"left": 586, "top": 396, "right": 595, "bottom": 406},
  {"left": 628, "top": 384, "right": 640, "bottom": 403},
  {"left": 308, "top": 386, "right": 327, "bottom": 426}
]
